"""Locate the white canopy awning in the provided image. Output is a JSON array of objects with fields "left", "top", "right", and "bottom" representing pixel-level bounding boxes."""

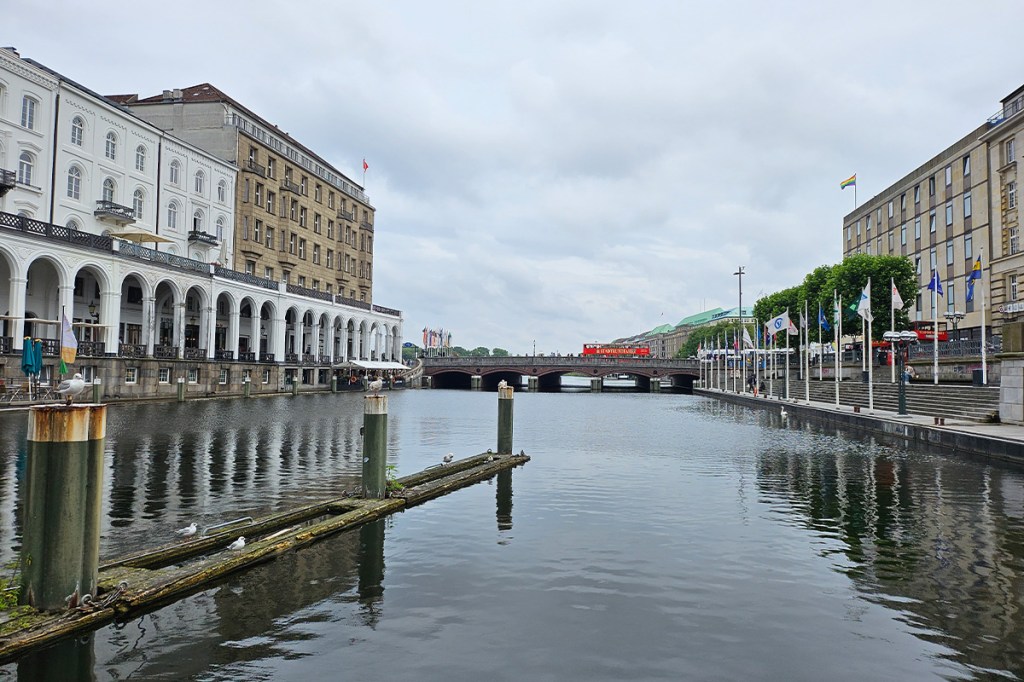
[{"left": 349, "top": 360, "right": 409, "bottom": 371}]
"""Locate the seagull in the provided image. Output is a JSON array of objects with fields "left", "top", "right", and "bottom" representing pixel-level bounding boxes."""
[
  {"left": 368, "top": 377, "right": 383, "bottom": 394},
  {"left": 56, "top": 373, "right": 86, "bottom": 405},
  {"left": 498, "top": 379, "right": 508, "bottom": 389},
  {"left": 781, "top": 406, "right": 788, "bottom": 420},
  {"left": 175, "top": 522, "right": 197, "bottom": 538},
  {"left": 442, "top": 453, "right": 454, "bottom": 466},
  {"left": 227, "top": 536, "right": 246, "bottom": 551}
]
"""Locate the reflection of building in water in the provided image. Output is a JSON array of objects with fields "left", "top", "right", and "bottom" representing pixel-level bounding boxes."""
[{"left": 755, "top": 445, "right": 1024, "bottom": 675}]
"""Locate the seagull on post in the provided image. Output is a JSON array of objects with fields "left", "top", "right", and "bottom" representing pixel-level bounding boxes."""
[
  {"left": 227, "top": 536, "right": 246, "bottom": 551},
  {"left": 56, "top": 373, "right": 86, "bottom": 405},
  {"left": 368, "top": 377, "right": 383, "bottom": 395},
  {"left": 442, "top": 453, "right": 454, "bottom": 466},
  {"left": 175, "top": 522, "right": 197, "bottom": 538}
]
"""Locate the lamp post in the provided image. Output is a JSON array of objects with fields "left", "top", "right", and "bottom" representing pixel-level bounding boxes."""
[
  {"left": 943, "top": 310, "right": 965, "bottom": 340},
  {"left": 734, "top": 266, "right": 745, "bottom": 392},
  {"left": 883, "top": 330, "right": 918, "bottom": 415}
]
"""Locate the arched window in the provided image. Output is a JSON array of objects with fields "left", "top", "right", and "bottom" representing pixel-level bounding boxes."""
[
  {"left": 133, "top": 188, "right": 144, "bottom": 217},
  {"left": 18, "top": 151, "right": 33, "bottom": 185},
  {"left": 104, "top": 132, "right": 117, "bottom": 161},
  {"left": 102, "top": 178, "right": 116, "bottom": 203},
  {"left": 20, "top": 96, "right": 37, "bottom": 130},
  {"left": 70, "top": 116, "right": 84, "bottom": 146},
  {"left": 216, "top": 216, "right": 225, "bottom": 239},
  {"left": 167, "top": 201, "right": 179, "bottom": 229},
  {"left": 194, "top": 170, "right": 205, "bottom": 194},
  {"left": 135, "top": 145, "right": 146, "bottom": 172},
  {"left": 217, "top": 179, "right": 227, "bottom": 203},
  {"left": 193, "top": 209, "right": 204, "bottom": 233},
  {"left": 67, "top": 166, "right": 82, "bottom": 199},
  {"left": 169, "top": 159, "right": 180, "bottom": 185},
  {"left": 66, "top": 218, "right": 82, "bottom": 232}
]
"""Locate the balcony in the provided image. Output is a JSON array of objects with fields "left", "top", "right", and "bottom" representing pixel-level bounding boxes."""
[
  {"left": 281, "top": 177, "right": 303, "bottom": 194},
  {"left": 244, "top": 159, "right": 267, "bottom": 177},
  {"left": 0, "top": 169, "right": 15, "bottom": 198},
  {"left": 214, "top": 349, "right": 235, "bottom": 360},
  {"left": 94, "top": 200, "right": 136, "bottom": 226},
  {"left": 154, "top": 345, "right": 178, "bottom": 359},
  {"left": 237, "top": 351, "right": 256, "bottom": 362},
  {"left": 183, "top": 347, "right": 207, "bottom": 360},
  {"left": 119, "top": 343, "right": 146, "bottom": 358},
  {"left": 338, "top": 208, "right": 355, "bottom": 221},
  {"left": 78, "top": 340, "right": 106, "bottom": 357},
  {"left": 259, "top": 352, "right": 275, "bottom": 363},
  {"left": 359, "top": 220, "right": 374, "bottom": 233},
  {"left": 188, "top": 230, "right": 220, "bottom": 246}
]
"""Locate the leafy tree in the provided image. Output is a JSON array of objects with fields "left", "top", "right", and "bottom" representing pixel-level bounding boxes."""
[
  {"left": 402, "top": 344, "right": 420, "bottom": 361},
  {"left": 676, "top": 321, "right": 755, "bottom": 358},
  {"left": 491, "top": 348, "right": 510, "bottom": 357},
  {"left": 469, "top": 346, "right": 491, "bottom": 357},
  {"left": 823, "top": 254, "right": 915, "bottom": 341},
  {"left": 450, "top": 346, "right": 469, "bottom": 356}
]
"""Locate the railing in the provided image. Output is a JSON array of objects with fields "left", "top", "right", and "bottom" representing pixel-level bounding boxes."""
[
  {"left": 188, "top": 230, "right": 220, "bottom": 246},
  {"left": 213, "top": 266, "right": 278, "bottom": 290},
  {"left": 154, "top": 345, "right": 178, "bottom": 359},
  {"left": 285, "top": 352, "right": 299, "bottom": 364},
  {"left": 302, "top": 353, "right": 317, "bottom": 365},
  {"left": 286, "top": 283, "right": 332, "bottom": 302},
  {"left": 335, "top": 295, "right": 371, "bottom": 310},
  {"left": 78, "top": 340, "right": 105, "bottom": 357},
  {"left": 426, "top": 356, "right": 701, "bottom": 369},
  {"left": 238, "top": 351, "right": 256, "bottom": 362},
  {"left": 0, "top": 169, "right": 16, "bottom": 194},
  {"left": 338, "top": 208, "right": 355, "bottom": 221},
  {"left": 244, "top": 159, "right": 267, "bottom": 177},
  {"left": 911, "top": 337, "right": 1002, "bottom": 359},
  {"left": 281, "top": 178, "right": 303, "bottom": 194},
  {"left": 39, "top": 338, "right": 59, "bottom": 356},
  {"left": 359, "top": 221, "right": 374, "bottom": 232},
  {"left": 94, "top": 200, "right": 136, "bottom": 222},
  {"left": 0, "top": 337, "right": 10, "bottom": 354},
  {"left": 0, "top": 211, "right": 114, "bottom": 251},
  {"left": 319, "top": 355, "right": 332, "bottom": 365},
  {"left": 372, "top": 304, "right": 401, "bottom": 317},
  {"left": 215, "top": 349, "right": 235, "bottom": 360},
  {"left": 119, "top": 241, "right": 212, "bottom": 274},
  {"left": 259, "top": 352, "right": 275, "bottom": 363},
  {"left": 119, "top": 343, "right": 146, "bottom": 358},
  {"left": 183, "top": 347, "right": 207, "bottom": 360}
]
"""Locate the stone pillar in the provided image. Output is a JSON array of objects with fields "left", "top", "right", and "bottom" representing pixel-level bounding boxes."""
[
  {"left": 590, "top": 377, "right": 602, "bottom": 392},
  {"left": 650, "top": 378, "right": 661, "bottom": 393},
  {"left": 471, "top": 375, "right": 482, "bottom": 391},
  {"left": 20, "top": 405, "right": 106, "bottom": 610},
  {"left": 362, "top": 395, "right": 388, "bottom": 498},
  {"left": 527, "top": 376, "right": 539, "bottom": 392}
]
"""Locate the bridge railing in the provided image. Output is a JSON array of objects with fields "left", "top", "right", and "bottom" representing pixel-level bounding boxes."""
[{"left": 422, "top": 356, "right": 699, "bottom": 369}]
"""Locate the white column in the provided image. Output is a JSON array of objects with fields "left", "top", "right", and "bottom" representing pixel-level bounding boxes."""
[
  {"left": 204, "top": 305, "right": 216, "bottom": 359},
  {"left": 9, "top": 277, "right": 27, "bottom": 350},
  {"left": 101, "top": 290, "right": 122, "bottom": 354},
  {"left": 227, "top": 306, "right": 240, "bottom": 357},
  {"left": 174, "top": 302, "right": 186, "bottom": 359},
  {"left": 272, "top": 313, "right": 286, "bottom": 360},
  {"left": 143, "top": 296, "right": 155, "bottom": 356}
]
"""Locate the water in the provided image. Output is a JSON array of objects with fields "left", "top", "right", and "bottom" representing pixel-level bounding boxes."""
[{"left": 2, "top": 390, "right": 1024, "bottom": 680}]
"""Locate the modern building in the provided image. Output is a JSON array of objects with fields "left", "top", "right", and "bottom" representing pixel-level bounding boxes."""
[
  {"left": 618, "top": 306, "right": 752, "bottom": 358},
  {"left": 842, "top": 84, "right": 1024, "bottom": 344},
  {"left": 114, "top": 84, "right": 375, "bottom": 306},
  {"left": 0, "top": 50, "right": 402, "bottom": 399}
]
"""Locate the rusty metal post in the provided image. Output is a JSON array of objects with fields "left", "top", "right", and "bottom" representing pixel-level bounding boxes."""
[{"left": 21, "top": 405, "right": 106, "bottom": 610}]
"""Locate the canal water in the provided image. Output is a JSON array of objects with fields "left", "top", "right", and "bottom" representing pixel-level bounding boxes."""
[{"left": 2, "top": 389, "right": 1024, "bottom": 680}]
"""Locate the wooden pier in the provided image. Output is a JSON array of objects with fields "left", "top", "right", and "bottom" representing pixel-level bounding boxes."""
[{"left": 0, "top": 450, "right": 529, "bottom": 663}]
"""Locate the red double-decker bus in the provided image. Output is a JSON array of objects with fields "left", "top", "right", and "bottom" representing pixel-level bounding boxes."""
[
  {"left": 910, "top": 321, "right": 948, "bottom": 342},
  {"left": 582, "top": 344, "right": 651, "bottom": 357}
]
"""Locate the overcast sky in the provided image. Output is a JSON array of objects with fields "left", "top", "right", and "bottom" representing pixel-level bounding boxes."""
[{"left": 8, "top": 1, "right": 1023, "bottom": 354}]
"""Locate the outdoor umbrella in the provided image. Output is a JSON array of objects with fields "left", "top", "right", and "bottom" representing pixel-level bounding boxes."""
[{"left": 20, "top": 337, "right": 38, "bottom": 400}]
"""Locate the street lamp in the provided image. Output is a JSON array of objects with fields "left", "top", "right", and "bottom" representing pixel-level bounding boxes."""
[
  {"left": 883, "top": 330, "right": 919, "bottom": 415},
  {"left": 943, "top": 310, "right": 965, "bottom": 340}
]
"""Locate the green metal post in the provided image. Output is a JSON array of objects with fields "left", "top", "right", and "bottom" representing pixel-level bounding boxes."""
[
  {"left": 292, "top": 373, "right": 299, "bottom": 396},
  {"left": 497, "top": 384, "right": 514, "bottom": 454},
  {"left": 176, "top": 377, "right": 185, "bottom": 402},
  {"left": 21, "top": 404, "right": 106, "bottom": 610},
  {"left": 243, "top": 376, "right": 251, "bottom": 398},
  {"left": 331, "top": 374, "right": 338, "bottom": 393},
  {"left": 91, "top": 377, "right": 101, "bottom": 404},
  {"left": 362, "top": 395, "right": 388, "bottom": 498}
]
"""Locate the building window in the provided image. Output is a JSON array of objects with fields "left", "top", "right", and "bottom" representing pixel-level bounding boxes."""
[
  {"left": 916, "top": 294, "right": 922, "bottom": 321},
  {"left": 1009, "top": 181, "right": 1017, "bottom": 209},
  {"left": 71, "top": 116, "right": 84, "bottom": 145},
  {"left": 914, "top": 256, "right": 921, "bottom": 275},
  {"left": 219, "top": 368, "right": 228, "bottom": 385},
  {"left": 216, "top": 216, "right": 224, "bottom": 240},
  {"left": 965, "top": 232, "right": 973, "bottom": 260},
  {"left": 866, "top": 215, "right": 872, "bottom": 233},
  {"left": 315, "top": 184, "right": 322, "bottom": 202},
  {"left": 914, "top": 185, "right": 920, "bottom": 203},
  {"left": 313, "top": 213, "right": 321, "bottom": 233},
  {"left": 267, "top": 191, "right": 275, "bottom": 214},
  {"left": 265, "top": 227, "right": 274, "bottom": 248},
  {"left": 914, "top": 216, "right": 921, "bottom": 239},
  {"left": 312, "top": 279, "right": 319, "bottom": 291},
  {"left": 312, "top": 244, "right": 320, "bottom": 264},
  {"left": 289, "top": 233, "right": 296, "bottom": 255},
  {"left": 944, "top": 165, "right": 952, "bottom": 186},
  {"left": 20, "top": 96, "right": 37, "bottom": 129},
  {"left": 290, "top": 200, "right": 298, "bottom": 221},
  {"left": 1011, "top": 227, "right": 1021, "bottom": 255},
  {"left": 929, "top": 176, "right": 935, "bottom": 196},
  {"left": 187, "top": 368, "right": 198, "bottom": 384},
  {"left": 945, "top": 201, "right": 953, "bottom": 226},
  {"left": 67, "top": 166, "right": 82, "bottom": 199},
  {"left": 253, "top": 219, "right": 261, "bottom": 243},
  {"left": 929, "top": 247, "right": 936, "bottom": 271},
  {"left": 242, "top": 215, "right": 249, "bottom": 240},
  {"left": 262, "top": 368, "right": 270, "bottom": 384},
  {"left": 194, "top": 171, "right": 205, "bottom": 195},
  {"left": 125, "top": 367, "right": 138, "bottom": 384},
  {"left": 855, "top": 220, "right": 861, "bottom": 236},
  {"left": 299, "top": 238, "right": 306, "bottom": 260},
  {"left": 328, "top": 192, "right": 334, "bottom": 209},
  {"left": 102, "top": 177, "right": 115, "bottom": 203},
  {"left": 170, "top": 160, "right": 180, "bottom": 185},
  {"left": 135, "top": 145, "right": 146, "bottom": 172},
  {"left": 929, "top": 211, "right": 936, "bottom": 233},
  {"left": 1007, "top": 139, "right": 1016, "bottom": 165},
  {"left": 264, "top": 266, "right": 274, "bottom": 279},
  {"left": 66, "top": 218, "right": 81, "bottom": 232},
  {"left": 167, "top": 201, "right": 179, "bottom": 229},
  {"left": 963, "top": 155, "right": 971, "bottom": 176},
  {"left": 947, "top": 283, "right": 954, "bottom": 313},
  {"left": 876, "top": 236, "right": 881, "bottom": 254},
  {"left": 327, "top": 219, "right": 334, "bottom": 239},
  {"left": 963, "top": 191, "right": 972, "bottom": 218},
  {"left": 193, "top": 209, "right": 204, "bottom": 232},
  {"left": 946, "top": 242, "right": 954, "bottom": 266},
  {"left": 1011, "top": 274, "right": 1019, "bottom": 301},
  {"left": 326, "top": 249, "right": 334, "bottom": 268},
  {"left": 133, "top": 188, "right": 144, "bottom": 217},
  {"left": 887, "top": 201, "right": 893, "bottom": 218},
  {"left": 298, "top": 275, "right": 306, "bottom": 288},
  {"left": 217, "top": 180, "right": 227, "bottom": 203},
  {"left": 17, "top": 151, "right": 34, "bottom": 185},
  {"left": 888, "top": 232, "right": 893, "bottom": 251},
  {"left": 900, "top": 224, "right": 906, "bottom": 245},
  {"left": 159, "top": 367, "right": 170, "bottom": 384},
  {"left": 300, "top": 176, "right": 307, "bottom": 195},
  {"left": 299, "top": 206, "right": 307, "bottom": 227},
  {"left": 245, "top": 260, "right": 255, "bottom": 275},
  {"left": 105, "top": 132, "right": 117, "bottom": 160},
  {"left": 266, "top": 158, "right": 275, "bottom": 178},
  {"left": 845, "top": 226, "right": 850, "bottom": 242}
]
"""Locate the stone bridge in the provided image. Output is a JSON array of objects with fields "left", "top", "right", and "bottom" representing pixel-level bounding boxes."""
[{"left": 420, "top": 356, "right": 700, "bottom": 392}]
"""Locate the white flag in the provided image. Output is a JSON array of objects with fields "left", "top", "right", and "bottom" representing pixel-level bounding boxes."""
[
  {"left": 891, "top": 278, "right": 904, "bottom": 310},
  {"left": 799, "top": 312, "right": 807, "bottom": 328},
  {"left": 742, "top": 327, "right": 754, "bottom": 349},
  {"left": 857, "top": 279, "right": 873, "bottom": 322},
  {"left": 765, "top": 311, "right": 791, "bottom": 338}
]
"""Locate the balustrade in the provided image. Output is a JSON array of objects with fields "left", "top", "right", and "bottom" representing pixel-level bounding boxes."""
[
  {"left": 78, "top": 340, "right": 105, "bottom": 357},
  {"left": 154, "top": 345, "right": 178, "bottom": 359},
  {"left": 237, "top": 351, "right": 256, "bottom": 362},
  {"left": 183, "top": 347, "right": 207, "bottom": 360},
  {"left": 259, "top": 352, "right": 275, "bottom": 363},
  {"left": 119, "top": 343, "right": 146, "bottom": 359},
  {"left": 214, "top": 349, "right": 235, "bottom": 360}
]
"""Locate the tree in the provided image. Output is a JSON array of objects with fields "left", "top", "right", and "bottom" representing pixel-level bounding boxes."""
[
  {"left": 469, "top": 346, "right": 491, "bottom": 357},
  {"left": 491, "top": 348, "right": 510, "bottom": 357},
  {"left": 676, "top": 320, "right": 755, "bottom": 359},
  {"left": 402, "top": 344, "right": 420, "bottom": 361},
  {"left": 824, "top": 254, "right": 915, "bottom": 341}
]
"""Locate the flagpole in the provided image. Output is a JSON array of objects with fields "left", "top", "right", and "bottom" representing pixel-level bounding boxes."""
[
  {"left": 835, "top": 292, "right": 841, "bottom": 407},
  {"left": 769, "top": 327, "right": 774, "bottom": 399},
  {"left": 981, "top": 248, "right": 988, "bottom": 385},
  {"left": 890, "top": 277, "right": 896, "bottom": 384},
  {"left": 59, "top": 304, "right": 65, "bottom": 381},
  {"left": 817, "top": 304, "right": 822, "bottom": 382},
  {"left": 785, "top": 309, "right": 790, "bottom": 401},
  {"left": 933, "top": 272, "right": 939, "bottom": 385},
  {"left": 755, "top": 319, "right": 760, "bottom": 396},
  {"left": 804, "top": 299, "right": 810, "bottom": 403}
]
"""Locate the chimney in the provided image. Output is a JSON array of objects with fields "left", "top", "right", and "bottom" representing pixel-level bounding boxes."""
[
  {"left": 172, "top": 89, "right": 183, "bottom": 100},
  {"left": 162, "top": 89, "right": 173, "bottom": 100}
]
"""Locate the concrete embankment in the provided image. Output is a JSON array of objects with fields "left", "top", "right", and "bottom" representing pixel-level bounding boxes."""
[{"left": 696, "top": 388, "right": 1024, "bottom": 465}]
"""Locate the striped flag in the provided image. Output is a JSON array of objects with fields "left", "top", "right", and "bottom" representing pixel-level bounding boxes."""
[{"left": 840, "top": 174, "right": 856, "bottom": 190}]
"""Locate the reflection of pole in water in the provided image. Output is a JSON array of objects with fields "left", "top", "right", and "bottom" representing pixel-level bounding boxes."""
[
  {"left": 357, "top": 518, "right": 385, "bottom": 626},
  {"left": 18, "top": 631, "right": 95, "bottom": 682},
  {"left": 496, "top": 469, "right": 513, "bottom": 532}
]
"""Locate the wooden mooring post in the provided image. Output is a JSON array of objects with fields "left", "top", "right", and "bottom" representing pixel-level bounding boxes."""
[
  {"left": 362, "top": 395, "right": 388, "bottom": 498},
  {"left": 21, "top": 404, "right": 106, "bottom": 610},
  {"left": 497, "top": 384, "right": 514, "bottom": 454}
]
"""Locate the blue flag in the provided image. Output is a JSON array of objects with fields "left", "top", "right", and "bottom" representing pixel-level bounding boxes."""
[
  {"left": 817, "top": 304, "right": 831, "bottom": 332},
  {"left": 966, "top": 257, "right": 982, "bottom": 302},
  {"left": 927, "top": 270, "right": 944, "bottom": 297}
]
